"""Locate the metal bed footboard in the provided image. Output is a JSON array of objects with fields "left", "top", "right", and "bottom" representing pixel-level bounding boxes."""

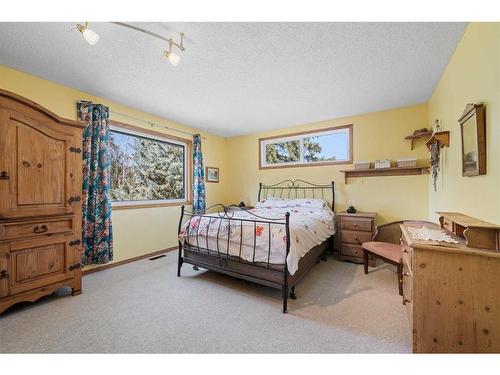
[{"left": 177, "top": 204, "right": 292, "bottom": 312}]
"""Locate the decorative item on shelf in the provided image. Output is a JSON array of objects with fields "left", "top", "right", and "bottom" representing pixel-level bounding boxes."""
[
  {"left": 433, "top": 119, "right": 441, "bottom": 133},
  {"left": 354, "top": 161, "right": 370, "bottom": 170},
  {"left": 374, "top": 159, "right": 391, "bottom": 169},
  {"left": 205, "top": 166, "right": 219, "bottom": 183},
  {"left": 397, "top": 158, "right": 417, "bottom": 168},
  {"left": 426, "top": 119, "right": 450, "bottom": 192},
  {"left": 238, "top": 201, "right": 246, "bottom": 207},
  {"left": 404, "top": 128, "right": 432, "bottom": 150},
  {"left": 346, "top": 200, "right": 357, "bottom": 214}
]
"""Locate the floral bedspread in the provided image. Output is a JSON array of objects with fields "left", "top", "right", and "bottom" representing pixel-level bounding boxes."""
[{"left": 179, "top": 205, "right": 335, "bottom": 275}]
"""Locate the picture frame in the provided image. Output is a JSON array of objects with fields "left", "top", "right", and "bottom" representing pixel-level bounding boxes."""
[
  {"left": 459, "top": 103, "right": 486, "bottom": 176},
  {"left": 206, "top": 166, "right": 220, "bottom": 183}
]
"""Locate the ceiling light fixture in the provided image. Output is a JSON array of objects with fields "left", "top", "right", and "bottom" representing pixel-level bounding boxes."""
[
  {"left": 110, "top": 23, "right": 187, "bottom": 67},
  {"left": 163, "top": 33, "right": 185, "bottom": 67},
  {"left": 75, "top": 22, "right": 99, "bottom": 45}
]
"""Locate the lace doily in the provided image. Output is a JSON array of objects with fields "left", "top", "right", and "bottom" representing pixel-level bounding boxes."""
[{"left": 408, "top": 227, "right": 459, "bottom": 244}]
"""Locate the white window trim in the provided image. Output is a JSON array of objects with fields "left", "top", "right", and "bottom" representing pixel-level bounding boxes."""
[
  {"left": 109, "top": 124, "right": 190, "bottom": 208},
  {"left": 259, "top": 125, "right": 352, "bottom": 169}
]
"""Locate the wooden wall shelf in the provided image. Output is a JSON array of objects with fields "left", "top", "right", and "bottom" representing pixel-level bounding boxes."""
[
  {"left": 405, "top": 131, "right": 433, "bottom": 150},
  {"left": 340, "top": 166, "right": 429, "bottom": 183},
  {"left": 425, "top": 131, "right": 450, "bottom": 150}
]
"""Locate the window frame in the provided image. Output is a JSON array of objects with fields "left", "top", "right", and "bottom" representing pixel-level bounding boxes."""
[
  {"left": 258, "top": 124, "right": 353, "bottom": 169},
  {"left": 108, "top": 120, "right": 192, "bottom": 210}
]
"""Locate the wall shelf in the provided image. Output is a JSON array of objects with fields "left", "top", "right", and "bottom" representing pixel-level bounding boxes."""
[
  {"left": 425, "top": 131, "right": 450, "bottom": 150},
  {"left": 404, "top": 131, "right": 433, "bottom": 150},
  {"left": 340, "top": 166, "right": 429, "bottom": 183}
]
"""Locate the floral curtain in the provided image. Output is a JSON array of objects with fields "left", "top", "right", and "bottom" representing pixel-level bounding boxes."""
[
  {"left": 192, "top": 134, "right": 206, "bottom": 212},
  {"left": 77, "top": 101, "right": 113, "bottom": 266}
]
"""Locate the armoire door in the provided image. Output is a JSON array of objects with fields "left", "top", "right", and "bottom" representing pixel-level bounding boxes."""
[
  {"left": 8, "top": 234, "right": 79, "bottom": 295},
  {"left": 0, "top": 109, "right": 82, "bottom": 219}
]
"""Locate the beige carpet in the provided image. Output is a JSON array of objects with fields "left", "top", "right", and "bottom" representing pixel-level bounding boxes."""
[{"left": 0, "top": 252, "right": 411, "bottom": 353}]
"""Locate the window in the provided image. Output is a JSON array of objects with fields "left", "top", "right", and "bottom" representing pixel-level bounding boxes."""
[
  {"left": 109, "top": 123, "right": 190, "bottom": 208},
  {"left": 259, "top": 125, "right": 353, "bottom": 169}
]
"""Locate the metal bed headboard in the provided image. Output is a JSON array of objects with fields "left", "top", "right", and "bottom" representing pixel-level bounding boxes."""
[{"left": 258, "top": 180, "right": 335, "bottom": 211}]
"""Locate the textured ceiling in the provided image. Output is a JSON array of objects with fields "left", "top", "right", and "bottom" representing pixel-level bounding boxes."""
[{"left": 0, "top": 22, "right": 467, "bottom": 136}]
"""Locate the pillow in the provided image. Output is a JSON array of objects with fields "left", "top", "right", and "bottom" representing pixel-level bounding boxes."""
[
  {"left": 255, "top": 197, "right": 289, "bottom": 208},
  {"left": 256, "top": 198, "right": 327, "bottom": 209},
  {"left": 286, "top": 198, "right": 327, "bottom": 208}
]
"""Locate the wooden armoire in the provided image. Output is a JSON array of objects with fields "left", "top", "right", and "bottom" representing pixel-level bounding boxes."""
[{"left": 0, "top": 89, "right": 85, "bottom": 314}]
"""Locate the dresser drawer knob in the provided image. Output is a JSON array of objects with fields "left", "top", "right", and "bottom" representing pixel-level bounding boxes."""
[
  {"left": 69, "top": 239, "right": 82, "bottom": 246},
  {"left": 33, "top": 225, "right": 48, "bottom": 233},
  {"left": 0, "top": 270, "right": 9, "bottom": 280},
  {"left": 352, "top": 223, "right": 358, "bottom": 226},
  {"left": 0, "top": 171, "right": 10, "bottom": 180}
]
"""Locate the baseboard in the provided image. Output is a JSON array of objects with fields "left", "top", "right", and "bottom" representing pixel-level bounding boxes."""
[{"left": 82, "top": 246, "right": 177, "bottom": 275}]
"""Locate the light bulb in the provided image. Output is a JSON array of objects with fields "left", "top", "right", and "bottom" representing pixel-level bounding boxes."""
[
  {"left": 82, "top": 28, "right": 99, "bottom": 45},
  {"left": 168, "top": 52, "right": 180, "bottom": 66}
]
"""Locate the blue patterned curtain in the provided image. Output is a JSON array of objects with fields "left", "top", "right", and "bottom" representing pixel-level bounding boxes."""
[
  {"left": 192, "top": 134, "right": 206, "bottom": 212},
  {"left": 77, "top": 101, "right": 113, "bottom": 266}
]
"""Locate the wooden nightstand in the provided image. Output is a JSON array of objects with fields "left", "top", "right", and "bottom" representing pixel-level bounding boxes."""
[{"left": 337, "top": 212, "right": 377, "bottom": 264}]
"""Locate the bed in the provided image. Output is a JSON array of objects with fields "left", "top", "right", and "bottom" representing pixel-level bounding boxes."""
[{"left": 177, "top": 180, "right": 336, "bottom": 313}]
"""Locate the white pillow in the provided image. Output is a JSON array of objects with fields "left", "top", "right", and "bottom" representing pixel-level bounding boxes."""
[
  {"left": 255, "top": 197, "right": 288, "bottom": 208},
  {"left": 286, "top": 198, "right": 327, "bottom": 208},
  {"left": 256, "top": 198, "right": 327, "bottom": 209}
]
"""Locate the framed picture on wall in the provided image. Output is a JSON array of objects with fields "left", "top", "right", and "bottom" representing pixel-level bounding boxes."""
[{"left": 206, "top": 166, "right": 220, "bottom": 183}]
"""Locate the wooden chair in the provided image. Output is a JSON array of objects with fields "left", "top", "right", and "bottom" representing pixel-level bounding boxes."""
[{"left": 362, "top": 220, "right": 433, "bottom": 296}]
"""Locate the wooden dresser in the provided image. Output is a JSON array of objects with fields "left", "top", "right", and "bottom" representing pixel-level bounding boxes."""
[
  {"left": 401, "top": 216, "right": 500, "bottom": 353},
  {"left": 0, "top": 90, "right": 85, "bottom": 314},
  {"left": 337, "top": 212, "right": 376, "bottom": 263}
]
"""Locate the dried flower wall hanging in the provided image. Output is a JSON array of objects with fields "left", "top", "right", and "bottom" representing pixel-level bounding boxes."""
[{"left": 430, "top": 141, "right": 440, "bottom": 191}]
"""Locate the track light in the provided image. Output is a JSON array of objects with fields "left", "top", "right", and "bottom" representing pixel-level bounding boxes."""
[
  {"left": 75, "top": 22, "right": 99, "bottom": 45},
  {"left": 163, "top": 33, "right": 185, "bottom": 66}
]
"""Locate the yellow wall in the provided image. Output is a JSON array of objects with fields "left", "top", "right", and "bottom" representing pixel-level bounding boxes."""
[
  {"left": 427, "top": 23, "right": 500, "bottom": 223},
  {"left": 225, "top": 104, "right": 430, "bottom": 225},
  {"left": 0, "top": 65, "right": 228, "bottom": 268}
]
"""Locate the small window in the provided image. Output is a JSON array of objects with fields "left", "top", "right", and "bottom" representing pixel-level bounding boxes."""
[
  {"left": 259, "top": 125, "right": 352, "bottom": 169},
  {"left": 109, "top": 123, "right": 190, "bottom": 208}
]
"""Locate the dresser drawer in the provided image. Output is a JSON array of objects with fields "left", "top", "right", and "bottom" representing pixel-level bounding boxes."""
[
  {"left": 341, "top": 218, "right": 372, "bottom": 232},
  {"left": 0, "top": 217, "right": 74, "bottom": 241},
  {"left": 441, "top": 217, "right": 453, "bottom": 232},
  {"left": 340, "top": 243, "right": 364, "bottom": 258},
  {"left": 341, "top": 230, "right": 372, "bottom": 245}
]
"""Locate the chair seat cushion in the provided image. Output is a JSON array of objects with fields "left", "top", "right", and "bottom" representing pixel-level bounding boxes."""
[{"left": 362, "top": 241, "right": 403, "bottom": 263}]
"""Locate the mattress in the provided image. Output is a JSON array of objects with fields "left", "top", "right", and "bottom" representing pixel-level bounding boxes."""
[{"left": 179, "top": 202, "right": 336, "bottom": 275}]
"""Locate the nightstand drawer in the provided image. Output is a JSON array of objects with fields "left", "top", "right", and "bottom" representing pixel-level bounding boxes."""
[
  {"left": 341, "top": 230, "right": 372, "bottom": 245},
  {"left": 341, "top": 218, "right": 372, "bottom": 232},
  {"left": 341, "top": 243, "right": 364, "bottom": 258}
]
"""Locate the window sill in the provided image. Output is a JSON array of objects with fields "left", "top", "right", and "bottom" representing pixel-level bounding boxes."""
[
  {"left": 259, "top": 160, "right": 352, "bottom": 170},
  {"left": 112, "top": 200, "right": 192, "bottom": 210}
]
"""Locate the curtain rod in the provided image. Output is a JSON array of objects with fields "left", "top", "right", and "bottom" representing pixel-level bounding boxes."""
[{"left": 109, "top": 110, "right": 205, "bottom": 139}]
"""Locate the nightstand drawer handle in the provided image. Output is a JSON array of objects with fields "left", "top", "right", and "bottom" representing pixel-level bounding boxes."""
[{"left": 352, "top": 223, "right": 358, "bottom": 226}]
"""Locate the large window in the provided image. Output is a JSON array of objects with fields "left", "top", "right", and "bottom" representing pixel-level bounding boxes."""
[
  {"left": 109, "top": 123, "right": 190, "bottom": 208},
  {"left": 259, "top": 125, "right": 352, "bottom": 169}
]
